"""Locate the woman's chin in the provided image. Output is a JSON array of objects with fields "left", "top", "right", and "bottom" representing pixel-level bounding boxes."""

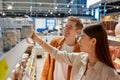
[
  {"left": 80, "top": 49, "right": 86, "bottom": 53},
  {"left": 80, "top": 49, "right": 83, "bottom": 52}
]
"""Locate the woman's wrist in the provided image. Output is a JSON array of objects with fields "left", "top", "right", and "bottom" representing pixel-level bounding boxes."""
[
  {"left": 35, "top": 36, "right": 44, "bottom": 46},
  {"left": 35, "top": 35, "right": 39, "bottom": 42}
]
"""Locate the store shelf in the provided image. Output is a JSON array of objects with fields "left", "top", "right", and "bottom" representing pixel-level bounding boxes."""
[
  {"left": 108, "top": 36, "right": 120, "bottom": 46},
  {"left": 22, "top": 47, "right": 37, "bottom": 80},
  {"left": 0, "top": 38, "right": 34, "bottom": 79}
]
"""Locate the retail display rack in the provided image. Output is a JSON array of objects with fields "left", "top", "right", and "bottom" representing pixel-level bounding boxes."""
[
  {"left": 0, "top": 38, "right": 35, "bottom": 80},
  {"left": 108, "top": 36, "right": 120, "bottom": 46},
  {"left": 108, "top": 36, "right": 120, "bottom": 73}
]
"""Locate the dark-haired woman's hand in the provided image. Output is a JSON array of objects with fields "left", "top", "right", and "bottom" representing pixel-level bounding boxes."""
[{"left": 31, "top": 30, "right": 38, "bottom": 42}]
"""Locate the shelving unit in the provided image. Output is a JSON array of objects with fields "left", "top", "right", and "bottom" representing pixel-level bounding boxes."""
[
  {"left": 22, "top": 47, "right": 37, "bottom": 80},
  {"left": 108, "top": 36, "right": 120, "bottom": 73},
  {"left": 108, "top": 36, "right": 120, "bottom": 46},
  {"left": 0, "top": 38, "right": 34, "bottom": 80}
]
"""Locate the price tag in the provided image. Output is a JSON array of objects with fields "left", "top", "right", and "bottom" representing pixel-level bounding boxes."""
[
  {"left": 118, "top": 59, "right": 120, "bottom": 64},
  {"left": 0, "top": 59, "right": 9, "bottom": 80},
  {"left": 114, "top": 58, "right": 120, "bottom": 65},
  {"left": 117, "top": 38, "right": 120, "bottom": 42}
]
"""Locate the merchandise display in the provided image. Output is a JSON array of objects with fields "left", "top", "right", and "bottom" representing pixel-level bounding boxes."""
[
  {"left": 115, "top": 20, "right": 120, "bottom": 37},
  {"left": 109, "top": 46, "right": 120, "bottom": 72},
  {"left": 3, "top": 30, "right": 17, "bottom": 51},
  {"left": 22, "top": 47, "right": 36, "bottom": 80},
  {"left": 10, "top": 63, "right": 23, "bottom": 80},
  {"left": 0, "top": 38, "right": 35, "bottom": 80},
  {"left": 16, "top": 30, "right": 21, "bottom": 42},
  {"left": 0, "top": 0, "right": 119, "bottom": 79},
  {"left": 101, "top": 21, "right": 118, "bottom": 36},
  {"left": 21, "top": 25, "right": 33, "bottom": 39},
  {"left": 6, "top": 42, "right": 36, "bottom": 80}
]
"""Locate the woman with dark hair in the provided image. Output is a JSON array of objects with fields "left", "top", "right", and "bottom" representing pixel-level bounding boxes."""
[
  {"left": 31, "top": 24, "right": 120, "bottom": 80},
  {"left": 81, "top": 24, "right": 114, "bottom": 68}
]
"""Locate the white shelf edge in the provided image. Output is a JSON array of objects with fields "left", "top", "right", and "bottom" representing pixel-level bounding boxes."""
[
  {"left": 108, "top": 36, "right": 120, "bottom": 46},
  {"left": 108, "top": 36, "right": 118, "bottom": 41},
  {"left": 2, "top": 39, "right": 30, "bottom": 79},
  {"left": 0, "top": 39, "right": 25, "bottom": 61}
]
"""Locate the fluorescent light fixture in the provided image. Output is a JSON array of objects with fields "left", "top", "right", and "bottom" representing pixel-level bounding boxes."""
[
  {"left": 70, "top": 1, "right": 73, "bottom": 4},
  {"left": 48, "top": 10, "right": 50, "bottom": 12},
  {"left": 7, "top": 5, "right": 13, "bottom": 10},
  {"left": 2, "top": 12, "right": 6, "bottom": 16},
  {"left": 58, "top": 13, "right": 60, "bottom": 16},
  {"left": 116, "top": 6, "right": 119, "bottom": 9},
  {"left": 50, "top": 12, "right": 53, "bottom": 14},
  {"left": 55, "top": 6, "right": 57, "bottom": 9},
  {"left": 67, "top": 4, "right": 69, "bottom": 7}
]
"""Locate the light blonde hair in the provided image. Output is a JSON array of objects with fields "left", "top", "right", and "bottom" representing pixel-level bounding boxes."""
[{"left": 68, "top": 16, "right": 83, "bottom": 30}]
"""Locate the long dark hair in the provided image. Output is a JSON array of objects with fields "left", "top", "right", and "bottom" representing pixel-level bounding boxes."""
[{"left": 83, "top": 24, "right": 115, "bottom": 68}]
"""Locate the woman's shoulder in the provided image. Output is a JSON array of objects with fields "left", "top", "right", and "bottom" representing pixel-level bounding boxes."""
[
  {"left": 72, "top": 52, "right": 88, "bottom": 57},
  {"left": 101, "top": 63, "right": 120, "bottom": 79},
  {"left": 73, "top": 52, "right": 89, "bottom": 62}
]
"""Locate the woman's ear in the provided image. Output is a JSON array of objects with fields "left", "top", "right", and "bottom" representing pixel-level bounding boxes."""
[{"left": 91, "top": 38, "right": 96, "bottom": 46}]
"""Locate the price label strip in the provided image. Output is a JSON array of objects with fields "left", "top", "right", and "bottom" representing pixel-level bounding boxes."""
[
  {"left": 114, "top": 58, "right": 120, "bottom": 65},
  {"left": 117, "top": 38, "right": 120, "bottom": 42},
  {"left": 0, "top": 59, "right": 9, "bottom": 80},
  {"left": 118, "top": 59, "right": 120, "bottom": 64}
]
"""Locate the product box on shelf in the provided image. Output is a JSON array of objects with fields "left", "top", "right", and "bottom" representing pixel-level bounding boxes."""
[
  {"left": 21, "top": 25, "right": 33, "bottom": 39},
  {"left": 3, "top": 30, "right": 17, "bottom": 51},
  {"left": 6, "top": 43, "right": 36, "bottom": 80}
]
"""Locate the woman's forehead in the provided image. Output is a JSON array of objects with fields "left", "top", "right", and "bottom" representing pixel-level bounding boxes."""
[{"left": 80, "top": 32, "right": 90, "bottom": 39}]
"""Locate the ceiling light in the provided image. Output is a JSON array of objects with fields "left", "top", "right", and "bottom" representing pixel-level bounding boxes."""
[
  {"left": 24, "top": 15, "right": 29, "bottom": 18},
  {"left": 39, "top": 3, "right": 42, "bottom": 5},
  {"left": 2, "top": 13, "right": 6, "bottom": 16},
  {"left": 116, "top": 6, "right": 119, "bottom": 9},
  {"left": 30, "top": 6, "right": 32, "bottom": 12},
  {"left": 58, "top": 13, "right": 61, "bottom": 16},
  {"left": 82, "top": 5, "right": 84, "bottom": 8},
  {"left": 113, "top": 6, "right": 116, "bottom": 8},
  {"left": 48, "top": 10, "right": 50, "bottom": 12},
  {"left": 67, "top": 4, "right": 69, "bottom": 7},
  {"left": 50, "top": 12, "right": 53, "bottom": 14},
  {"left": 7, "top": 5, "right": 13, "bottom": 10},
  {"left": 55, "top": 6, "right": 57, "bottom": 9},
  {"left": 70, "top": 1, "right": 73, "bottom": 4},
  {"left": 105, "top": 10, "right": 107, "bottom": 12},
  {"left": 68, "top": 10, "right": 71, "bottom": 13}
]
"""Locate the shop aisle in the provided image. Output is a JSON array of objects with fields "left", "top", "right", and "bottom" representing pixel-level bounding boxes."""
[{"left": 36, "top": 57, "right": 46, "bottom": 80}]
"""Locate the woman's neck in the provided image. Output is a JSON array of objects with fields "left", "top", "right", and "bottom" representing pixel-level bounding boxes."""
[{"left": 88, "top": 54, "right": 98, "bottom": 67}]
